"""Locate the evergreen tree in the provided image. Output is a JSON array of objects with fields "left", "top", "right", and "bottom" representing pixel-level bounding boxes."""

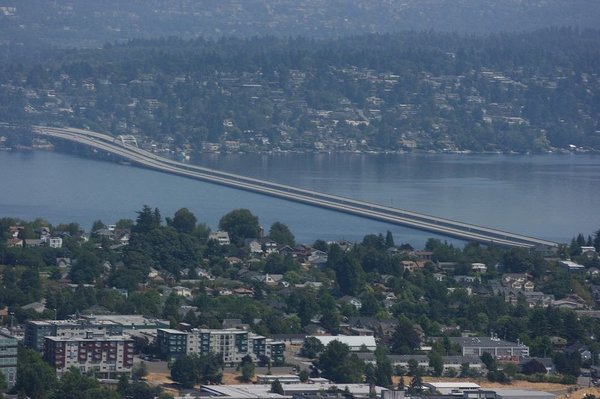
[{"left": 271, "top": 379, "right": 284, "bottom": 395}]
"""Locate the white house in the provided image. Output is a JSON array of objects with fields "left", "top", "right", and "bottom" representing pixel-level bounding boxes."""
[
  {"left": 172, "top": 286, "right": 193, "bottom": 298},
  {"left": 208, "top": 231, "right": 230, "bottom": 246},
  {"left": 471, "top": 263, "right": 487, "bottom": 273}
]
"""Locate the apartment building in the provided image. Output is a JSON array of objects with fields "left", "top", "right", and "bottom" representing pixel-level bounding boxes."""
[
  {"left": 0, "top": 332, "right": 17, "bottom": 388},
  {"left": 25, "top": 319, "right": 123, "bottom": 351},
  {"left": 157, "top": 328, "right": 285, "bottom": 365},
  {"left": 43, "top": 332, "right": 134, "bottom": 378}
]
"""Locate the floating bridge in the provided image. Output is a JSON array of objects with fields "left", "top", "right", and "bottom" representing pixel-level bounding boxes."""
[{"left": 34, "top": 125, "right": 560, "bottom": 250}]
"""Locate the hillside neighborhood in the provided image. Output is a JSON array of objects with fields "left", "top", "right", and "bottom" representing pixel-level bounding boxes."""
[{"left": 1, "top": 208, "right": 599, "bottom": 398}]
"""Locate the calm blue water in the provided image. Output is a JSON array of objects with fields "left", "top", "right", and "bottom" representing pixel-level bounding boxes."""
[{"left": 1, "top": 150, "right": 599, "bottom": 247}]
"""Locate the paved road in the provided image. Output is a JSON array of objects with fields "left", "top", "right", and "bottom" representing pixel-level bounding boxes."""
[{"left": 35, "top": 126, "right": 560, "bottom": 250}]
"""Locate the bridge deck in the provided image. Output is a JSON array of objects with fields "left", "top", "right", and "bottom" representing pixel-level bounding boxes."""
[{"left": 35, "top": 126, "right": 559, "bottom": 249}]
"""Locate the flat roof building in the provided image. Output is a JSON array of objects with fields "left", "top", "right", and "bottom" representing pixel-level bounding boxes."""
[
  {"left": 157, "top": 328, "right": 285, "bottom": 366},
  {"left": 448, "top": 337, "right": 529, "bottom": 358},
  {"left": 43, "top": 333, "right": 134, "bottom": 378},
  {"left": 0, "top": 332, "right": 17, "bottom": 388},
  {"left": 424, "top": 382, "right": 481, "bottom": 395},
  {"left": 25, "top": 319, "right": 123, "bottom": 352},
  {"left": 79, "top": 315, "right": 169, "bottom": 332},
  {"left": 200, "top": 383, "right": 387, "bottom": 399},
  {"left": 311, "top": 335, "right": 376, "bottom": 351}
]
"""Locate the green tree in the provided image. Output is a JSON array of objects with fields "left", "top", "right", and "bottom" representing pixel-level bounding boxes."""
[
  {"left": 0, "top": 372, "right": 7, "bottom": 390},
  {"left": 16, "top": 347, "right": 57, "bottom": 399},
  {"left": 299, "top": 369, "right": 309, "bottom": 382},
  {"left": 169, "top": 208, "right": 197, "bottom": 234},
  {"left": 69, "top": 250, "right": 103, "bottom": 284},
  {"left": 374, "top": 347, "right": 393, "bottom": 388},
  {"left": 133, "top": 205, "right": 161, "bottom": 234},
  {"left": 301, "top": 337, "right": 325, "bottom": 358},
  {"left": 269, "top": 222, "right": 296, "bottom": 246},
  {"left": 335, "top": 255, "right": 365, "bottom": 296},
  {"left": 317, "top": 341, "right": 365, "bottom": 383},
  {"left": 218, "top": 209, "right": 260, "bottom": 245},
  {"left": 91, "top": 220, "right": 106, "bottom": 232},
  {"left": 391, "top": 317, "right": 421, "bottom": 354},
  {"left": 428, "top": 351, "right": 444, "bottom": 377},
  {"left": 241, "top": 362, "right": 255, "bottom": 382},
  {"left": 480, "top": 352, "right": 497, "bottom": 372},
  {"left": 408, "top": 372, "right": 423, "bottom": 394},
  {"left": 50, "top": 368, "right": 120, "bottom": 399},
  {"left": 271, "top": 379, "right": 284, "bottom": 395},
  {"left": 385, "top": 231, "right": 395, "bottom": 247},
  {"left": 170, "top": 355, "right": 198, "bottom": 388}
]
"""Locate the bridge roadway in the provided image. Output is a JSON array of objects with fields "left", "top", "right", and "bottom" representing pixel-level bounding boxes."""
[{"left": 35, "top": 126, "right": 559, "bottom": 249}]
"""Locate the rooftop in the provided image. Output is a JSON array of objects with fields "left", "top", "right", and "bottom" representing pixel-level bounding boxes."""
[
  {"left": 449, "top": 336, "right": 527, "bottom": 348},
  {"left": 312, "top": 335, "right": 376, "bottom": 348}
]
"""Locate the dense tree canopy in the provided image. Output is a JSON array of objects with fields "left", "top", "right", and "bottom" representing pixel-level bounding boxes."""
[{"left": 218, "top": 209, "right": 260, "bottom": 245}]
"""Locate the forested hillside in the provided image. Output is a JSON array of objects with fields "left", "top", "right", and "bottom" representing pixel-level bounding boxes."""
[{"left": 1, "top": 30, "right": 599, "bottom": 153}]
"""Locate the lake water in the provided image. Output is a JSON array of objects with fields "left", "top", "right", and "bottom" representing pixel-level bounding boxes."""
[{"left": 1, "top": 150, "right": 599, "bottom": 248}]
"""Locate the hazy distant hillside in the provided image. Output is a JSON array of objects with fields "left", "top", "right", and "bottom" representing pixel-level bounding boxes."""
[
  {"left": 2, "top": 30, "right": 599, "bottom": 153},
  {"left": 1, "top": 0, "right": 599, "bottom": 48}
]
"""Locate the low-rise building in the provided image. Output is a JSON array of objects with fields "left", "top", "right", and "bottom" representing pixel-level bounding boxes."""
[
  {"left": 559, "top": 260, "right": 586, "bottom": 273},
  {"left": 311, "top": 335, "right": 376, "bottom": 351},
  {"left": 448, "top": 336, "right": 529, "bottom": 358}
]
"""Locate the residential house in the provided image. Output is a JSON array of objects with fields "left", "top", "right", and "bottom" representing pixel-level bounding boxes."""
[
  {"left": 208, "top": 231, "right": 230, "bottom": 246},
  {"left": 350, "top": 327, "right": 374, "bottom": 336},
  {"left": 259, "top": 274, "right": 284, "bottom": 286},
  {"left": 24, "top": 238, "right": 44, "bottom": 248},
  {"left": 471, "top": 263, "right": 487, "bottom": 273},
  {"left": 413, "top": 251, "right": 433, "bottom": 261},
  {"left": 172, "top": 286, "right": 193, "bottom": 298},
  {"left": 6, "top": 238, "right": 23, "bottom": 248},
  {"left": 248, "top": 240, "right": 263, "bottom": 255},
  {"left": 48, "top": 236, "right": 63, "bottom": 248},
  {"left": 383, "top": 293, "right": 397, "bottom": 309},
  {"left": 56, "top": 257, "right": 71, "bottom": 269},
  {"left": 8, "top": 226, "right": 23, "bottom": 238},
  {"left": 400, "top": 260, "right": 422, "bottom": 273},
  {"left": 519, "top": 357, "right": 555, "bottom": 374},
  {"left": 307, "top": 250, "right": 328, "bottom": 266},
  {"left": 552, "top": 294, "right": 588, "bottom": 310},
  {"left": 263, "top": 240, "right": 278, "bottom": 254},
  {"left": 523, "top": 281, "right": 535, "bottom": 292},
  {"left": 502, "top": 273, "right": 529, "bottom": 287},
  {"left": 580, "top": 246, "right": 597, "bottom": 259},
  {"left": 565, "top": 343, "right": 592, "bottom": 362},
  {"left": 339, "top": 296, "right": 362, "bottom": 310},
  {"left": 494, "top": 286, "right": 554, "bottom": 308},
  {"left": 233, "top": 287, "right": 254, "bottom": 298}
]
